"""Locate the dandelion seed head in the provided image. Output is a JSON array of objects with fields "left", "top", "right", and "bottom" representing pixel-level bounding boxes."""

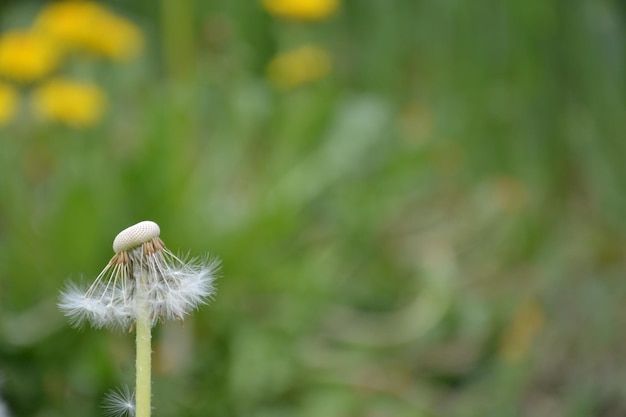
[
  {"left": 59, "top": 220, "right": 219, "bottom": 331},
  {"left": 113, "top": 221, "right": 160, "bottom": 253},
  {"left": 103, "top": 385, "right": 135, "bottom": 417}
]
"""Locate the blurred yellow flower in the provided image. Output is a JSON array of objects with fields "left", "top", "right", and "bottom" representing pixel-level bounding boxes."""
[
  {"left": 498, "top": 299, "right": 545, "bottom": 363},
  {"left": 32, "top": 78, "right": 106, "bottom": 127},
  {"left": 0, "top": 30, "right": 60, "bottom": 82},
  {"left": 0, "top": 83, "right": 18, "bottom": 125},
  {"left": 267, "top": 44, "right": 331, "bottom": 89},
  {"left": 35, "top": 1, "right": 143, "bottom": 61},
  {"left": 262, "top": 0, "right": 339, "bottom": 21}
]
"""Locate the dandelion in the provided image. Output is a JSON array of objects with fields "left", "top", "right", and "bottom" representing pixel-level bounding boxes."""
[
  {"left": 35, "top": 1, "right": 143, "bottom": 61},
  {"left": 0, "top": 83, "right": 18, "bottom": 126},
  {"left": 0, "top": 30, "right": 60, "bottom": 82},
  {"left": 266, "top": 44, "right": 332, "bottom": 89},
  {"left": 498, "top": 299, "right": 545, "bottom": 363},
  {"left": 59, "top": 220, "right": 218, "bottom": 330},
  {"left": 261, "top": 0, "right": 339, "bottom": 21},
  {"left": 59, "top": 220, "right": 218, "bottom": 417},
  {"left": 31, "top": 78, "right": 106, "bottom": 127}
]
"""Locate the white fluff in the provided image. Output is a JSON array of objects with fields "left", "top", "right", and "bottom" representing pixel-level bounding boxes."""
[
  {"left": 103, "top": 385, "right": 135, "bottom": 417},
  {"left": 59, "top": 222, "right": 218, "bottom": 331}
]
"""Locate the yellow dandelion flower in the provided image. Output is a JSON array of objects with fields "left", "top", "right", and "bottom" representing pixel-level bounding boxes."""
[
  {"left": 261, "top": 0, "right": 339, "bottom": 21},
  {"left": 498, "top": 299, "right": 545, "bottom": 363},
  {"left": 35, "top": 1, "right": 143, "bottom": 61},
  {"left": 0, "top": 83, "right": 18, "bottom": 125},
  {"left": 0, "top": 30, "right": 60, "bottom": 82},
  {"left": 267, "top": 44, "right": 332, "bottom": 89},
  {"left": 32, "top": 78, "right": 106, "bottom": 127}
]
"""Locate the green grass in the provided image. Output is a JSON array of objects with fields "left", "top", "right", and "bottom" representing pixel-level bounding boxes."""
[{"left": 1, "top": 0, "right": 626, "bottom": 416}]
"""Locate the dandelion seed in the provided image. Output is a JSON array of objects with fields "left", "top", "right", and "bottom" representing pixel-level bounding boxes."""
[
  {"left": 103, "top": 385, "right": 135, "bottom": 417},
  {"left": 59, "top": 220, "right": 219, "bottom": 331}
]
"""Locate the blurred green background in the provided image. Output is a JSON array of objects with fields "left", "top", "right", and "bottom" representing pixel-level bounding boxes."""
[{"left": 1, "top": 0, "right": 626, "bottom": 416}]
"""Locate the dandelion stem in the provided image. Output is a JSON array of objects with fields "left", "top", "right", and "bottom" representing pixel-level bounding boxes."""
[{"left": 135, "top": 268, "right": 152, "bottom": 417}]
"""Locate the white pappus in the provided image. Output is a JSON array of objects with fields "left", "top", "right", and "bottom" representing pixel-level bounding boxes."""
[{"left": 59, "top": 221, "right": 219, "bottom": 331}]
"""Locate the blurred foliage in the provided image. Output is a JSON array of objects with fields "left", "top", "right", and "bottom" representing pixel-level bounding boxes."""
[{"left": 1, "top": 0, "right": 626, "bottom": 416}]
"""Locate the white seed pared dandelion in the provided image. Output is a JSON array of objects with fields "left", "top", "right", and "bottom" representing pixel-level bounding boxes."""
[
  {"left": 59, "top": 221, "right": 218, "bottom": 330},
  {"left": 59, "top": 220, "right": 219, "bottom": 417}
]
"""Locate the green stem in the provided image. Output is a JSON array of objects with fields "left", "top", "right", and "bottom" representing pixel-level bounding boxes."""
[{"left": 135, "top": 269, "right": 152, "bottom": 417}]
